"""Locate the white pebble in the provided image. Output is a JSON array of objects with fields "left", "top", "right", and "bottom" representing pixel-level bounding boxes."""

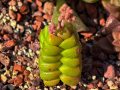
[
  {"left": 26, "top": 67, "right": 32, "bottom": 71},
  {"left": 3, "top": 18, "right": 7, "bottom": 23},
  {"left": 6, "top": 16, "right": 10, "bottom": 20},
  {"left": 12, "top": 6, "right": 17, "bottom": 12},
  {"left": 107, "top": 80, "right": 114, "bottom": 87},
  {"left": 17, "top": 51, "right": 22, "bottom": 55},
  {"left": 18, "top": 1, "right": 23, "bottom": 7},
  {"left": 10, "top": 20, "right": 16, "bottom": 28},
  {"left": 92, "top": 75, "right": 96, "bottom": 80}
]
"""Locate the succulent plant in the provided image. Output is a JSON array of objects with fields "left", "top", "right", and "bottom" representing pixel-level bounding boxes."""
[
  {"left": 38, "top": 0, "right": 84, "bottom": 86},
  {"left": 39, "top": 23, "right": 82, "bottom": 86},
  {"left": 82, "top": 0, "right": 98, "bottom": 3}
]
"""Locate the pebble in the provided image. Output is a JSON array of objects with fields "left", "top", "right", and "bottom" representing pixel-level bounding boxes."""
[
  {"left": 104, "top": 65, "right": 116, "bottom": 79},
  {"left": 0, "top": 13, "right": 3, "bottom": 19},
  {"left": 71, "top": 86, "right": 77, "bottom": 89},
  {"left": 43, "top": 2, "right": 54, "bottom": 15},
  {"left": 92, "top": 75, "right": 96, "bottom": 80},
  {"left": 12, "top": 6, "right": 17, "bottom": 12},
  {"left": 9, "top": 10, "right": 16, "bottom": 19},
  {"left": 10, "top": 20, "right": 17, "bottom": 28},
  {"left": 1, "top": 74, "right": 7, "bottom": 83},
  {"left": 107, "top": 80, "right": 114, "bottom": 87},
  {"left": 3, "top": 18, "right": 7, "bottom": 23},
  {"left": 110, "top": 85, "right": 118, "bottom": 90},
  {"left": 26, "top": 67, "right": 32, "bottom": 71},
  {"left": 116, "top": 61, "right": 120, "bottom": 66},
  {"left": 18, "top": 1, "right": 23, "bottom": 7},
  {"left": 87, "top": 83, "right": 94, "bottom": 89}
]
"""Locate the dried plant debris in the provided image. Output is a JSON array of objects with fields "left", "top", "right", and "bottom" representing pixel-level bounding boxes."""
[{"left": 0, "top": 0, "right": 119, "bottom": 90}]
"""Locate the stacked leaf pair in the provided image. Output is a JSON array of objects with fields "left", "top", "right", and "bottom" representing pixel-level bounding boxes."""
[{"left": 39, "top": 24, "right": 82, "bottom": 86}]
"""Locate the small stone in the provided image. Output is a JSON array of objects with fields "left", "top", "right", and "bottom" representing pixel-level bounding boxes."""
[
  {"left": 10, "top": 20, "right": 17, "bottom": 28},
  {"left": 13, "top": 74, "right": 23, "bottom": 86},
  {"left": 97, "top": 81, "right": 103, "bottom": 88},
  {"left": 92, "top": 75, "right": 96, "bottom": 80},
  {"left": 3, "top": 18, "right": 7, "bottom": 23},
  {"left": 9, "top": 6, "right": 13, "bottom": 10},
  {"left": 36, "top": 0, "right": 42, "bottom": 7},
  {"left": 26, "top": 35, "right": 32, "bottom": 42},
  {"left": 71, "top": 86, "right": 76, "bottom": 89},
  {"left": 4, "top": 40, "right": 15, "bottom": 48},
  {"left": 116, "top": 61, "right": 120, "bottom": 66},
  {"left": 20, "top": 5, "right": 29, "bottom": 14},
  {"left": 87, "top": 83, "right": 94, "bottom": 89},
  {"left": 35, "top": 16, "right": 44, "bottom": 22},
  {"left": 12, "top": 6, "right": 17, "bottom": 12},
  {"left": 3, "top": 34, "right": 10, "bottom": 40},
  {"left": 0, "top": 13, "right": 3, "bottom": 19},
  {"left": 23, "top": 70, "right": 30, "bottom": 76},
  {"left": 17, "top": 50, "right": 22, "bottom": 55},
  {"left": 0, "top": 43, "right": 3, "bottom": 51},
  {"left": 44, "top": 88, "right": 49, "bottom": 90},
  {"left": 102, "top": 84, "right": 109, "bottom": 89},
  {"left": 3, "top": 25, "right": 13, "bottom": 34},
  {"left": 104, "top": 65, "right": 116, "bottom": 79},
  {"left": 1, "top": 74, "right": 7, "bottom": 83},
  {"left": 17, "top": 13, "right": 22, "bottom": 22},
  {"left": 6, "top": 16, "right": 10, "bottom": 20},
  {"left": 26, "top": 67, "right": 32, "bottom": 71},
  {"left": 110, "top": 85, "right": 118, "bottom": 90},
  {"left": 18, "top": 1, "right": 23, "bottom": 7},
  {"left": 4, "top": 70, "right": 11, "bottom": 77},
  {"left": 43, "top": 13, "right": 52, "bottom": 21},
  {"left": 9, "top": 0, "right": 16, "bottom": 6},
  {"left": 13, "top": 63, "right": 25, "bottom": 72},
  {"left": 24, "top": 84, "right": 28, "bottom": 89},
  {"left": 43, "top": 2, "right": 54, "bottom": 15},
  {"left": 0, "top": 53, "right": 10, "bottom": 67},
  {"left": 9, "top": 10, "right": 16, "bottom": 19},
  {"left": 107, "top": 80, "right": 114, "bottom": 87}
]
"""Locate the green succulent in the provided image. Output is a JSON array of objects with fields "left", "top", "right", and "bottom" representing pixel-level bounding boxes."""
[
  {"left": 39, "top": 24, "right": 82, "bottom": 86},
  {"left": 82, "top": 0, "right": 98, "bottom": 3},
  {"left": 38, "top": 0, "right": 83, "bottom": 86}
]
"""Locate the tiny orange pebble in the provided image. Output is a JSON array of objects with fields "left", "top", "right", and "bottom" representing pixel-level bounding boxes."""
[
  {"left": 81, "top": 32, "right": 93, "bottom": 38},
  {"left": 32, "top": 24, "right": 37, "bottom": 30},
  {"left": 35, "top": 21, "right": 41, "bottom": 30},
  {"left": 36, "top": 0, "right": 42, "bottom": 7},
  {"left": 43, "top": 14, "right": 52, "bottom": 21},
  {"left": 38, "top": 6, "right": 43, "bottom": 12},
  {"left": 100, "top": 18, "right": 105, "bottom": 26},
  {"left": 13, "top": 63, "right": 25, "bottom": 73},
  {"left": 4, "top": 40, "right": 15, "bottom": 48},
  {"left": 3, "top": 34, "right": 10, "bottom": 41},
  {"left": 13, "top": 74, "right": 23, "bottom": 86},
  {"left": 17, "top": 13, "right": 22, "bottom": 22},
  {"left": 35, "top": 16, "right": 44, "bottom": 22}
]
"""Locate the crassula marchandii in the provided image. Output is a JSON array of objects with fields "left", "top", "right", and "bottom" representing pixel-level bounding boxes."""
[{"left": 38, "top": 0, "right": 84, "bottom": 86}]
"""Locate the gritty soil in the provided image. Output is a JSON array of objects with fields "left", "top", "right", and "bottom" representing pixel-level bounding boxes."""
[{"left": 0, "top": 0, "right": 119, "bottom": 90}]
